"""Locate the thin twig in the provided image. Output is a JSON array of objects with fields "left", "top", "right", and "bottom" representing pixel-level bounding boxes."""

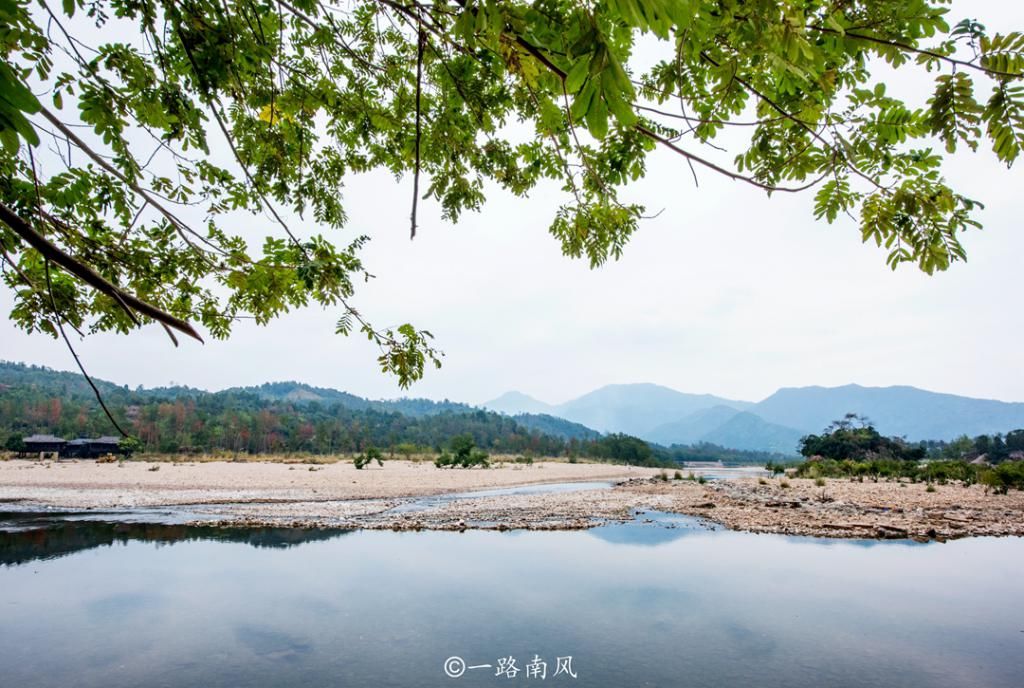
[
  {"left": 637, "top": 125, "right": 829, "bottom": 193},
  {"left": 411, "top": 20, "right": 425, "bottom": 239},
  {"left": 36, "top": 107, "right": 223, "bottom": 258},
  {"left": 44, "top": 261, "right": 130, "bottom": 437},
  {"left": 808, "top": 25, "right": 1024, "bottom": 80}
]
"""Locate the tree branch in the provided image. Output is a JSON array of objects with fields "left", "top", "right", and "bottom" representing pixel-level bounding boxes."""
[
  {"left": 0, "top": 201, "right": 204, "bottom": 343},
  {"left": 699, "top": 51, "right": 886, "bottom": 193},
  {"left": 808, "top": 25, "right": 1024, "bottom": 80},
  {"left": 36, "top": 107, "right": 224, "bottom": 258},
  {"left": 636, "top": 125, "right": 828, "bottom": 193},
  {"left": 411, "top": 21, "right": 425, "bottom": 239}
]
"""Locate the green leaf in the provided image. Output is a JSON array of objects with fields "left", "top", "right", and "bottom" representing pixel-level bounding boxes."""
[
  {"left": 584, "top": 96, "right": 609, "bottom": 139},
  {"left": 983, "top": 83, "right": 1024, "bottom": 165},
  {"left": 565, "top": 58, "right": 589, "bottom": 94},
  {"left": 570, "top": 80, "right": 596, "bottom": 122},
  {"left": 927, "top": 73, "right": 982, "bottom": 153}
]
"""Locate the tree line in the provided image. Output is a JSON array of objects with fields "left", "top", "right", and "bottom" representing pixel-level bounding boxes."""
[
  {"left": 798, "top": 413, "right": 1024, "bottom": 464},
  {"left": 0, "top": 362, "right": 672, "bottom": 463},
  {"left": 788, "top": 414, "right": 1024, "bottom": 492}
]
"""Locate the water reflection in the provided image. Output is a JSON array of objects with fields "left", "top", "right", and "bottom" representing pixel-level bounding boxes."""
[
  {"left": 587, "top": 509, "right": 722, "bottom": 546},
  {"left": 0, "top": 516, "right": 352, "bottom": 566},
  {"left": 1, "top": 515, "right": 1022, "bottom": 688},
  {"left": 386, "top": 481, "right": 614, "bottom": 515},
  {"left": 234, "top": 624, "right": 315, "bottom": 662}
]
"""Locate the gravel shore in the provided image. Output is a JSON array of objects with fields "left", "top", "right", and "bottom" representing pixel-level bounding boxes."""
[
  {"left": 1, "top": 459, "right": 1022, "bottom": 540},
  {"left": 0, "top": 458, "right": 659, "bottom": 508},
  {"left": 625, "top": 476, "right": 1024, "bottom": 541}
]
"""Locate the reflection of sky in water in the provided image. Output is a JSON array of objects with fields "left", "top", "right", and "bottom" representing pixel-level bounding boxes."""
[{"left": 1, "top": 520, "right": 1022, "bottom": 688}]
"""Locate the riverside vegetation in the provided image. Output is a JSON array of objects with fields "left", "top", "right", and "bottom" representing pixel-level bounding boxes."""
[{"left": 778, "top": 414, "right": 1024, "bottom": 493}]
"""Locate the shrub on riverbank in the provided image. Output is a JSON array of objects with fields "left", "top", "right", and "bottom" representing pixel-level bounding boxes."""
[
  {"left": 354, "top": 447, "right": 383, "bottom": 470},
  {"left": 435, "top": 434, "right": 490, "bottom": 469},
  {"left": 785, "top": 416, "right": 1024, "bottom": 492},
  {"left": 980, "top": 461, "right": 1024, "bottom": 494},
  {"left": 791, "top": 458, "right": 1024, "bottom": 492}
]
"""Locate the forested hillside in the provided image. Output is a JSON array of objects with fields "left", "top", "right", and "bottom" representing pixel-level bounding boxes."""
[
  {"left": 0, "top": 362, "right": 569, "bottom": 456},
  {"left": 0, "top": 362, "right": 817, "bottom": 465}
]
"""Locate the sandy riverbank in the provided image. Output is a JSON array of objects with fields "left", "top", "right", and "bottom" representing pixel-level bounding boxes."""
[
  {"left": 0, "top": 458, "right": 660, "bottom": 508},
  {"left": 1, "top": 459, "right": 1022, "bottom": 540}
]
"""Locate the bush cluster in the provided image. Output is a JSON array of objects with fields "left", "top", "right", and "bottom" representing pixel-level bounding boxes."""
[
  {"left": 791, "top": 457, "right": 1024, "bottom": 492},
  {"left": 353, "top": 446, "right": 383, "bottom": 470},
  {"left": 435, "top": 434, "right": 489, "bottom": 469}
]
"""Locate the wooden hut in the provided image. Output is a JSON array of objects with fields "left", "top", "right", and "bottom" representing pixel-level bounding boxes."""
[
  {"left": 64, "top": 438, "right": 92, "bottom": 458},
  {"left": 22, "top": 434, "right": 67, "bottom": 457},
  {"left": 64, "top": 436, "right": 122, "bottom": 459},
  {"left": 90, "top": 436, "right": 121, "bottom": 457}
]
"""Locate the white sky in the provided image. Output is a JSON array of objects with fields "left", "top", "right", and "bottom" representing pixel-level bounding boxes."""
[{"left": 1, "top": 1, "right": 1021, "bottom": 405}]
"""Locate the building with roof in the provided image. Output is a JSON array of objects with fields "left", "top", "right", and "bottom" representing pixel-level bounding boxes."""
[
  {"left": 16, "top": 435, "right": 122, "bottom": 459},
  {"left": 22, "top": 434, "right": 67, "bottom": 455},
  {"left": 63, "top": 437, "right": 122, "bottom": 459}
]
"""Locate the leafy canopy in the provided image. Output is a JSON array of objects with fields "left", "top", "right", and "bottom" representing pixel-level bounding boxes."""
[
  {"left": 1, "top": 0, "right": 1022, "bottom": 388},
  {"left": 798, "top": 413, "right": 926, "bottom": 462}
]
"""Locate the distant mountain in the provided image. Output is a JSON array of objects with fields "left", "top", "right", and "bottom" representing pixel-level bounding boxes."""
[
  {"left": 698, "top": 412, "right": 805, "bottom": 454},
  {"left": 646, "top": 406, "right": 803, "bottom": 454},
  {"left": 485, "top": 383, "right": 754, "bottom": 438},
  {"left": 555, "top": 383, "right": 748, "bottom": 436},
  {"left": 242, "top": 381, "right": 371, "bottom": 408},
  {"left": 233, "top": 381, "right": 476, "bottom": 417},
  {"left": 7, "top": 359, "right": 1023, "bottom": 453},
  {"left": 511, "top": 413, "right": 601, "bottom": 441},
  {"left": 378, "top": 398, "right": 477, "bottom": 417},
  {"left": 646, "top": 405, "right": 742, "bottom": 446},
  {"left": 485, "top": 381, "right": 1024, "bottom": 452},
  {"left": 484, "top": 391, "right": 555, "bottom": 416},
  {"left": 0, "top": 361, "right": 134, "bottom": 401},
  {"left": 754, "top": 384, "right": 1024, "bottom": 441}
]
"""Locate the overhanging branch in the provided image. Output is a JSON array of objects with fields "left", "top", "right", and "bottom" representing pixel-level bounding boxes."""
[{"left": 0, "top": 201, "right": 204, "bottom": 343}]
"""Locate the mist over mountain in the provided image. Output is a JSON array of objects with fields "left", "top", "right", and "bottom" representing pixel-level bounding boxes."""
[
  {"left": 485, "top": 382, "right": 1024, "bottom": 453},
  {"left": 240, "top": 382, "right": 372, "bottom": 409},
  {"left": 752, "top": 384, "right": 1024, "bottom": 441},
  {"left": 646, "top": 406, "right": 743, "bottom": 446},
  {"left": 485, "top": 383, "right": 754, "bottom": 437},
  {"left": 484, "top": 391, "right": 555, "bottom": 416},
  {"left": 697, "top": 412, "right": 806, "bottom": 454}
]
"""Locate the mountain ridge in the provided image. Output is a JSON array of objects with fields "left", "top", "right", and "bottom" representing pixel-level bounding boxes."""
[
  {"left": 485, "top": 381, "right": 1024, "bottom": 450},
  {"left": 753, "top": 384, "right": 1024, "bottom": 441},
  {"left": 5, "top": 360, "right": 1022, "bottom": 453},
  {"left": 485, "top": 383, "right": 755, "bottom": 438}
]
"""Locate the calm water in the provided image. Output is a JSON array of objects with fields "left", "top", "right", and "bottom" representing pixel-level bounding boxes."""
[{"left": 1, "top": 513, "right": 1022, "bottom": 688}]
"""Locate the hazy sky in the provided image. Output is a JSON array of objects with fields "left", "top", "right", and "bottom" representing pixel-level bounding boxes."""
[{"left": 2, "top": 1, "right": 1021, "bottom": 405}]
